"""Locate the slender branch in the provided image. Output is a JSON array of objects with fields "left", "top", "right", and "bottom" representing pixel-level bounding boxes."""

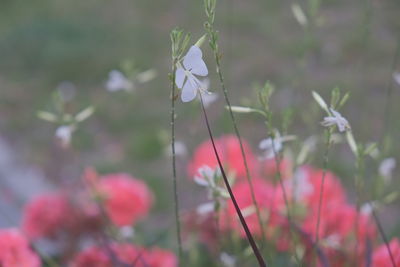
[
  {"left": 170, "top": 60, "right": 183, "bottom": 259},
  {"left": 381, "top": 36, "right": 400, "bottom": 143},
  {"left": 270, "top": 137, "right": 302, "bottom": 265},
  {"left": 200, "top": 93, "right": 267, "bottom": 267},
  {"left": 210, "top": 34, "right": 267, "bottom": 245},
  {"left": 315, "top": 130, "right": 332, "bottom": 244},
  {"left": 371, "top": 207, "right": 397, "bottom": 267}
]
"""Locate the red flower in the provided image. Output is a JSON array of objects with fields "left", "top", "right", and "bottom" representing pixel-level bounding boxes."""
[
  {"left": 372, "top": 238, "right": 400, "bottom": 267},
  {"left": 98, "top": 173, "right": 153, "bottom": 226},
  {"left": 70, "top": 246, "right": 110, "bottom": 267},
  {"left": 300, "top": 165, "right": 346, "bottom": 209},
  {"left": 70, "top": 244, "right": 177, "bottom": 267},
  {"left": 0, "top": 228, "right": 41, "bottom": 267},
  {"left": 183, "top": 211, "right": 220, "bottom": 251},
  {"left": 221, "top": 178, "right": 289, "bottom": 240},
  {"left": 188, "top": 135, "right": 258, "bottom": 180},
  {"left": 22, "top": 192, "right": 75, "bottom": 239},
  {"left": 145, "top": 247, "right": 178, "bottom": 267},
  {"left": 261, "top": 158, "right": 292, "bottom": 180}
]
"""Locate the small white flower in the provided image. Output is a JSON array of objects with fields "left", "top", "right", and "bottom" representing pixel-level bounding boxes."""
[
  {"left": 321, "top": 108, "right": 350, "bottom": 132},
  {"left": 55, "top": 125, "right": 75, "bottom": 147},
  {"left": 194, "top": 165, "right": 227, "bottom": 215},
  {"left": 119, "top": 226, "right": 135, "bottom": 239},
  {"left": 361, "top": 202, "right": 374, "bottom": 215},
  {"left": 196, "top": 202, "right": 215, "bottom": 215},
  {"left": 259, "top": 131, "right": 295, "bottom": 159},
  {"left": 175, "top": 45, "right": 208, "bottom": 102},
  {"left": 220, "top": 252, "right": 236, "bottom": 267},
  {"left": 194, "top": 165, "right": 224, "bottom": 197},
  {"left": 393, "top": 72, "right": 400, "bottom": 86},
  {"left": 290, "top": 168, "right": 314, "bottom": 201},
  {"left": 164, "top": 141, "right": 188, "bottom": 157},
  {"left": 324, "top": 234, "right": 341, "bottom": 249},
  {"left": 379, "top": 157, "right": 396, "bottom": 183},
  {"left": 106, "top": 70, "right": 133, "bottom": 92}
]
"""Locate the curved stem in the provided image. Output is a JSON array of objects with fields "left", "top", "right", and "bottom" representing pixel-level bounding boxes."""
[
  {"left": 212, "top": 39, "right": 267, "bottom": 245},
  {"left": 371, "top": 207, "right": 397, "bottom": 267},
  {"left": 200, "top": 93, "right": 267, "bottom": 267}
]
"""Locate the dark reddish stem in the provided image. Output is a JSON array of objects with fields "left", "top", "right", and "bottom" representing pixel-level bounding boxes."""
[{"left": 199, "top": 93, "right": 266, "bottom": 267}]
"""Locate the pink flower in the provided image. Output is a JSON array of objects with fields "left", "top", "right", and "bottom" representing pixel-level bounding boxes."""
[
  {"left": 299, "top": 165, "right": 346, "bottom": 209},
  {"left": 183, "top": 211, "right": 220, "bottom": 251},
  {"left": 70, "top": 244, "right": 177, "bottom": 267},
  {"left": 221, "top": 178, "right": 289, "bottom": 239},
  {"left": 0, "top": 228, "right": 41, "bottom": 267},
  {"left": 70, "top": 246, "right": 110, "bottom": 267},
  {"left": 98, "top": 173, "right": 153, "bottom": 226},
  {"left": 188, "top": 135, "right": 258, "bottom": 180},
  {"left": 145, "top": 248, "right": 178, "bottom": 267},
  {"left": 372, "top": 238, "right": 400, "bottom": 267},
  {"left": 262, "top": 158, "right": 292, "bottom": 180},
  {"left": 22, "top": 192, "right": 75, "bottom": 239}
]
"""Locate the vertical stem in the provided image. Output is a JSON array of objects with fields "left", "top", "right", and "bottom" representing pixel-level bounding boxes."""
[
  {"left": 381, "top": 36, "right": 400, "bottom": 143},
  {"left": 270, "top": 137, "right": 302, "bottom": 265},
  {"left": 212, "top": 39, "right": 267, "bottom": 245},
  {"left": 200, "top": 93, "right": 267, "bottom": 267},
  {"left": 170, "top": 61, "right": 183, "bottom": 260},
  {"left": 315, "top": 130, "right": 332, "bottom": 245}
]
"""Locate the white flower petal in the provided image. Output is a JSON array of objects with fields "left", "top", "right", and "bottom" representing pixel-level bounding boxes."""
[
  {"left": 175, "top": 68, "right": 185, "bottom": 89},
  {"left": 183, "top": 46, "right": 208, "bottom": 76},
  {"left": 194, "top": 176, "right": 209, "bottom": 187},
  {"left": 393, "top": 72, "right": 400, "bottom": 86},
  {"left": 181, "top": 76, "right": 198, "bottom": 102},
  {"left": 106, "top": 70, "right": 133, "bottom": 92},
  {"left": 196, "top": 202, "right": 215, "bottom": 215}
]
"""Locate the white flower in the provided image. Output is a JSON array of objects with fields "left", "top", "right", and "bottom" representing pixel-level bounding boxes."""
[
  {"left": 119, "top": 226, "right": 135, "bottom": 239},
  {"left": 175, "top": 46, "right": 208, "bottom": 102},
  {"left": 164, "top": 141, "right": 187, "bottom": 157},
  {"left": 393, "top": 72, "right": 400, "bottom": 86},
  {"left": 290, "top": 168, "right": 314, "bottom": 201},
  {"left": 194, "top": 165, "right": 227, "bottom": 215},
  {"left": 194, "top": 165, "right": 224, "bottom": 196},
  {"left": 324, "top": 234, "right": 341, "bottom": 249},
  {"left": 55, "top": 125, "right": 75, "bottom": 147},
  {"left": 321, "top": 108, "right": 350, "bottom": 132},
  {"left": 196, "top": 202, "right": 215, "bottom": 215},
  {"left": 361, "top": 202, "right": 374, "bottom": 215},
  {"left": 379, "top": 157, "right": 396, "bottom": 183},
  {"left": 106, "top": 70, "right": 133, "bottom": 92},
  {"left": 220, "top": 252, "right": 236, "bottom": 267},
  {"left": 259, "top": 131, "right": 295, "bottom": 159}
]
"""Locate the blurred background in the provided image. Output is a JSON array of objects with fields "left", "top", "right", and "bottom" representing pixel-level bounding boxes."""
[{"left": 0, "top": 0, "right": 399, "bottom": 243}]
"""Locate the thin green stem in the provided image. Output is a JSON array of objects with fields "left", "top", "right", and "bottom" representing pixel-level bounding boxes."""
[
  {"left": 209, "top": 32, "right": 267, "bottom": 247},
  {"left": 315, "top": 130, "right": 332, "bottom": 245},
  {"left": 270, "top": 137, "right": 302, "bottom": 265},
  {"left": 170, "top": 60, "right": 183, "bottom": 260},
  {"left": 381, "top": 36, "right": 400, "bottom": 144}
]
